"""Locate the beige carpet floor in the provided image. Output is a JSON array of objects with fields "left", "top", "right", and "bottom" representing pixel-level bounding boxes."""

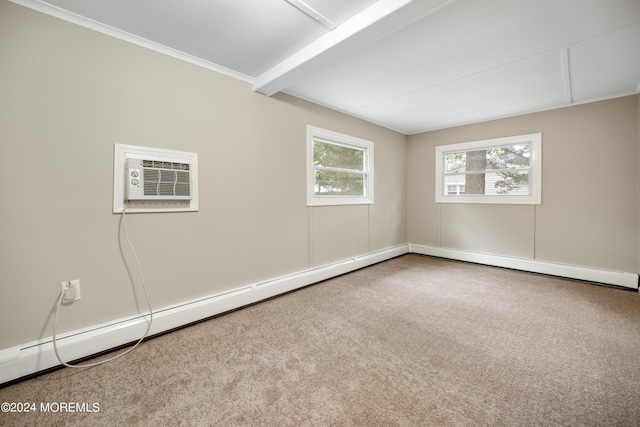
[{"left": 1, "top": 254, "right": 639, "bottom": 426}]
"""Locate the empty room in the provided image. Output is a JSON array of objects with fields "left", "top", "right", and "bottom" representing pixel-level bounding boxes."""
[{"left": 1, "top": 0, "right": 639, "bottom": 425}]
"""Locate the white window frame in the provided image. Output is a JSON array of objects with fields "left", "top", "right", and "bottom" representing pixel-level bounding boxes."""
[
  {"left": 307, "top": 125, "right": 374, "bottom": 206},
  {"left": 435, "top": 133, "right": 542, "bottom": 205}
]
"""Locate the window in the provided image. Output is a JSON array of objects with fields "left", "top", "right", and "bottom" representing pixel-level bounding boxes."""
[
  {"left": 435, "top": 133, "right": 541, "bottom": 204},
  {"left": 307, "top": 126, "right": 374, "bottom": 206}
]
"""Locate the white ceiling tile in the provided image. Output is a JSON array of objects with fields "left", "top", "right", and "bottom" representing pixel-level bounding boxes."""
[
  {"left": 569, "top": 23, "right": 640, "bottom": 102},
  {"left": 352, "top": 51, "right": 567, "bottom": 133}
]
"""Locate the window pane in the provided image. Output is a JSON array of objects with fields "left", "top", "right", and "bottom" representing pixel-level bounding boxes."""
[
  {"left": 444, "top": 171, "right": 530, "bottom": 195},
  {"left": 446, "top": 144, "right": 531, "bottom": 173},
  {"left": 489, "top": 171, "right": 530, "bottom": 195},
  {"left": 314, "top": 140, "right": 364, "bottom": 171},
  {"left": 444, "top": 151, "right": 466, "bottom": 173},
  {"left": 444, "top": 171, "right": 530, "bottom": 196},
  {"left": 445, "top": 149, "right": 487, "bottom": 173},
  {"left": 486, "top": 144, "right": 530, "bottom": 170},
  {"left": 464, "top": 173, "right": 486, "bottom": 194},
  {"left": 315, "top": 170, "right": 364, "bottom": 196}
]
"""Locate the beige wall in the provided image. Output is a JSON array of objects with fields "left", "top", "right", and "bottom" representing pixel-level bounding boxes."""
[
  {"left": 0, "top": 2, "right": 406, "bottom": 349},
  {"left": 408, "top": 95, "right": 639, "bottom": 273}
]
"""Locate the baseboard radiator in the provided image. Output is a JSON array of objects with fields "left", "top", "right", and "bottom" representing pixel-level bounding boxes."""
[
  {"left": 0, "top": 245, "right": 409, "bottom": 385},
  {"left": 409, "top": 244, "right": 638, "bottom": 289},
  {"left": 2, "top": 243, "right": 637, "bottom": 385}
]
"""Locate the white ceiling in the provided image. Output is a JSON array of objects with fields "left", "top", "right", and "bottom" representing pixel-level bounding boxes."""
[{"left": 15, "top": 0, "right": 640, "bottom": 134}]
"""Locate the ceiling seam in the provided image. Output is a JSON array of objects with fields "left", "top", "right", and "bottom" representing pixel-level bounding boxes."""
[
  {"left": 560, "top": 48, "right": 573, "bottom": 104},
  {"left": 347, "top": 35, "right": 624, "bottom": 114},
  {"left": 284, "top": 0, "right": 337, "bottom": 30}
]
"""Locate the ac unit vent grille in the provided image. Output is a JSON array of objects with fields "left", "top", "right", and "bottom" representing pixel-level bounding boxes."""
[
  {"left": 142, "top": 160, "right": 190, "bottom": 171},
  {"left": 125, "top": 157, "right": 192, "bottom": 201},
  {"left": 142, "top": 168, "right": 190, "bottom": 197}
]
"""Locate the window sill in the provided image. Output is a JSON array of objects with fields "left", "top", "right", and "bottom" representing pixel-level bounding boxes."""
[{"left": 307, "top": 197, "right": 373, "bottom": 207}]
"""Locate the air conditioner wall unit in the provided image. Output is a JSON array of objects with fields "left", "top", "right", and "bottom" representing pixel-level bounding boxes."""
[
  {"left": 125, "top": 158, "right": 192, "bottom": 201},
  {"left": 114, "top": 144, "right": 198, "bottom": 213}
]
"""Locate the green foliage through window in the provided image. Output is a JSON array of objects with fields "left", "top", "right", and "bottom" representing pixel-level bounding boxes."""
[
  {"left": 313, "top": 139, "right": 366, "bottom": 196},
  {"left": 307, "top": 125, "right": 374, "bottom": 206}
]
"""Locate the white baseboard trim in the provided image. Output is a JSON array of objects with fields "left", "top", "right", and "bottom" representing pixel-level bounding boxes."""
[
  {"left": 4, "top": 243, "right": 636, "bottom": 385},
  {"left": 409, "top": 244, "right": 638, "bottom": 290},
  {"left": 0, "top": 244, "right": 409, "bottom": 385}
]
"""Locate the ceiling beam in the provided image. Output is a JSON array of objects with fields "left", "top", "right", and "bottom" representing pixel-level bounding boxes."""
[{"left": 254, "top": 0, "right": 457, "bottom": 96}]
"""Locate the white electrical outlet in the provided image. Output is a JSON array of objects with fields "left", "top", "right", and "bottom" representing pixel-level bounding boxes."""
[{"left": 61, "top": 279, "right": 81, "bottom": 303}]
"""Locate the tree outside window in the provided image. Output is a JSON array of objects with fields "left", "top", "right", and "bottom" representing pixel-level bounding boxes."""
[
  {"left": 307, "top": 126, "right": 374, "bottom": 206},
  {"left": 436, "top": 133, "right": 541, "bottom": 204}
]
